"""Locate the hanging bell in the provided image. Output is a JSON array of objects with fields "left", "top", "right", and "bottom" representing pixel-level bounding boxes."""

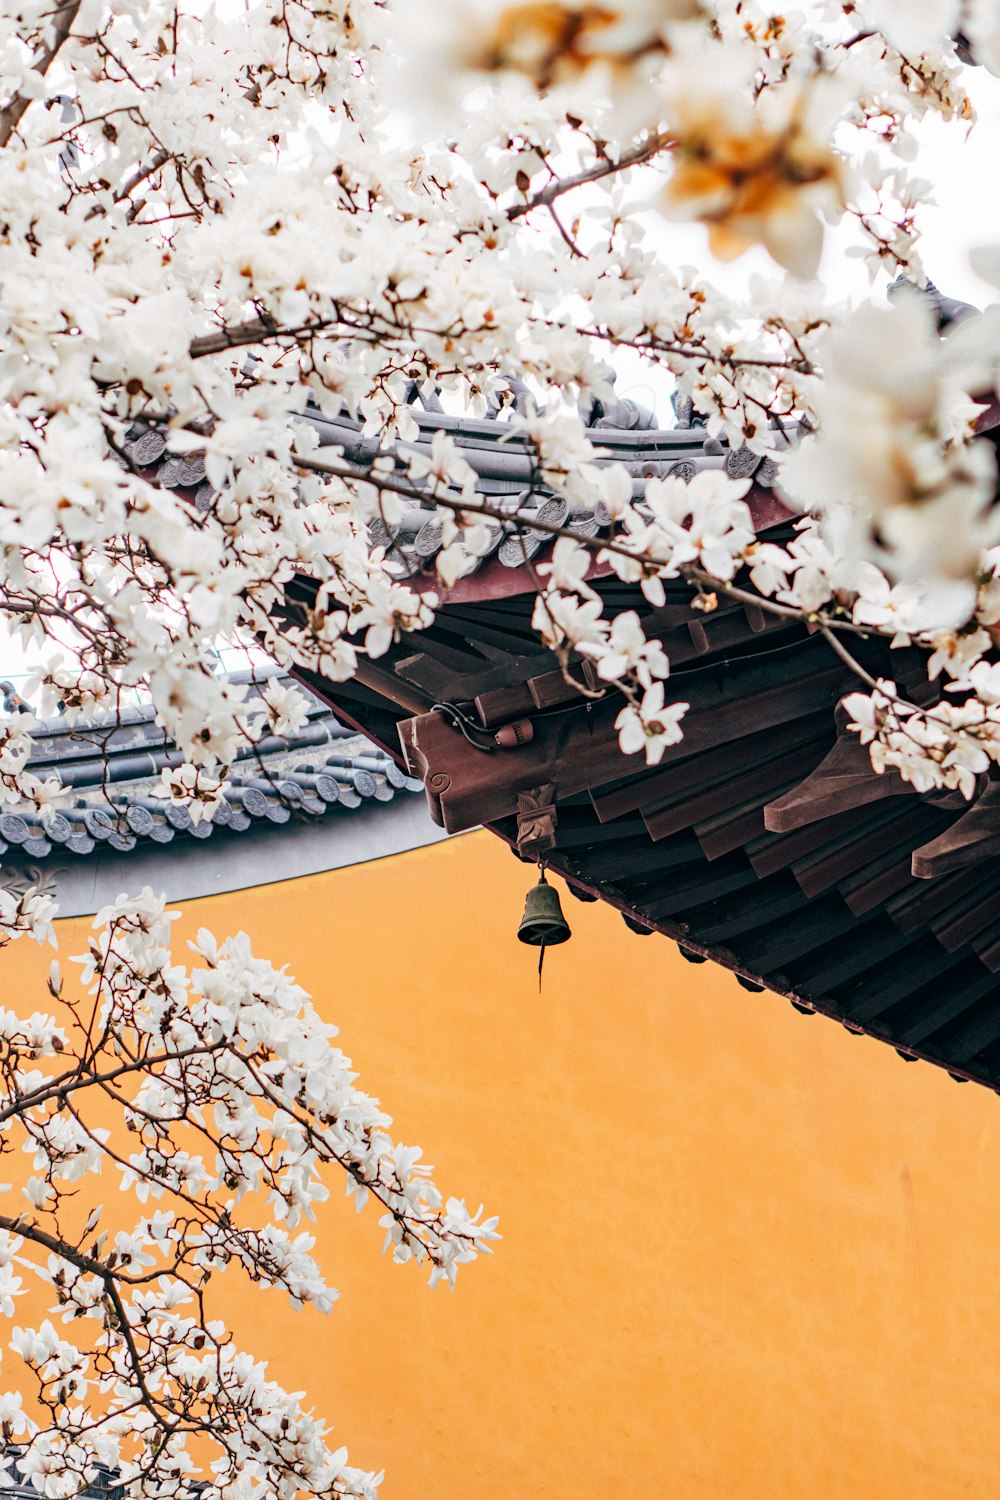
[{"left": 517, "top": 869, "right": 572, "bottom": 948}]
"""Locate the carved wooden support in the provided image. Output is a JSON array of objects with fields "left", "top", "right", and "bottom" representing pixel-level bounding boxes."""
[
  {"left": 517, "top": 784, "right": 558, "bottom": 857},
  {"left": 763, "top": 701, "right": 914, "bottom": 833},
  {"left": 912, "top": 781, "right": 1000, "bottom": 879},
  {"left": 397, "top": 713, "right": 450, "bottom": 827},
  {"left": 468, "top": 655, "right": 595, "bottom": 727},
  {"left": 351, "top": 657, "right": 429, "bottom": 715},
  {"left": 396, "top": 644, "right": 551, "bottom": 710}
]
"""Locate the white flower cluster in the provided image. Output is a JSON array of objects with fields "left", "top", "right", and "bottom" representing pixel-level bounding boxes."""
[
  {"left": 844, "top": 679, "right": 1000, "bottom": 798},
  {"left": 0, "top": 892, "right": 496, "bottom": 1499},
  {"left": 779, "top": 295, "right": 1000, "bottom": 611},
  {"left": 153, "top": 764, "right": 230, "bottom": 826}
]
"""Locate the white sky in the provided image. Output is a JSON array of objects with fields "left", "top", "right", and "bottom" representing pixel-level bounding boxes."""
[{"left": 616, "top": 63, "right": 1000, "bottom": 412}]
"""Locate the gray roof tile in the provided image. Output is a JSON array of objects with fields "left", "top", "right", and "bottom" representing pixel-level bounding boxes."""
[
  {"left": 5, "top": 675, "right": 421, "bottom": 866},
  {"left": 132, "top": 400, "right": 802, "bottom": 593}
]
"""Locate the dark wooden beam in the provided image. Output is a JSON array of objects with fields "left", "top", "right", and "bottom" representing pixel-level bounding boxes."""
[
  {"left": 574, "top": 832, "right": 704, "bottom": 883},
  {"left": 683, "top": 878, "right": 808, "bottom": 945},
  {"left": 764, "top": 725, "right": 914, "bottom": 833},
  {"left": 842, "top": 940, "right": 969, "bottom": 1026},
  {"left": 643, "top": 738, "right": 827, "bottom": 843},
  {"left": 911, "top": 782, "right": 1000, "bottom": 878},
  {"left": 792, "top": 804, "right": 942, "bottom": 900},
  {"left": 934, "top": 878, "right": 1000, "bottom": 951},
  {"left": 885, "top": 864, "right": 985, "bottom": 934},
  {"left": 737, "top": 894, "right": 860, "bottom": 975},
  {"left": 973, "top": 925, "right": 1000, "bottom": 973},
  {"left": 637, "top": 859, "right": 761, "bottom": 922},
  {"left": 939, "top": 997, "right": 1000, "bottom": 1067},
  {"left": 591, "top": 710, "right": 832, "bottom": 824},
  {"left": 745, "top": 801, "right": 884, "bottom": 879},
  {"left": 399, "top": 645, "right": 851, "bottom": 833},
  {"left": 791, "top": 919, "right": 914, "bottom": 995},
  {"left": 893, "top": 967, "right": 999, "bottom": 1049},
  {"left": 839, "top": 851, "right": 922, "bottom": 917}
]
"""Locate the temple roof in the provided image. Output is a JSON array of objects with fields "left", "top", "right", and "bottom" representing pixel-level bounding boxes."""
[
  {"left": 279, "top": 398, "right": 1000, "bottom": 1094},
  {"left": 0, "top": 672, "right": 421, "bottom": 865},
  {"left": 118, "top": 396, "right": 801, "bottom": 607},
  {"left": 100, "top": 373, "right": 1000, "bottom": 1092}
]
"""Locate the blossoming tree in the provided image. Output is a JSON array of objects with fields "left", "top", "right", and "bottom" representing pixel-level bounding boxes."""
[
  {"left": 0, "top": 893, "right": 497, "bottom": 1499},
  {"left": 1, "top": 0, "right": 1000, "bottom": 1493}
]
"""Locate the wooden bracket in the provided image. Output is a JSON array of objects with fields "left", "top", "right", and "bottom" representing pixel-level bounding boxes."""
[
  {"left": 517, "top": 784, "right": 558, "bottom": 857},
  {"left": 912, "top": 780, "right": 1000, "bottom": 879},
  {"left": 764, "top": 699, "right": 912, "bottom": 833}
]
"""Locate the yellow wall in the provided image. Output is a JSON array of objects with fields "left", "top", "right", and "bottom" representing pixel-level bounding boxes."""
[{"left": 6, "top": 830, "right": 1000, "bottom": 1498}]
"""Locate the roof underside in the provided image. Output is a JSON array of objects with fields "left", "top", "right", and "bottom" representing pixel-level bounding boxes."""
[{"left": 288, "top": 535, "right": 1000, "bottom": 1095}]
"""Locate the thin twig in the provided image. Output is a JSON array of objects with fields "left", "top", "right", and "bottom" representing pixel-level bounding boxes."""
[{"left": 507, "top": 132, "right": 673, "bottom": 221}]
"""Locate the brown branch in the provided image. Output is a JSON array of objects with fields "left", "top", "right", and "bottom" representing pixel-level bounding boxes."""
[
  {"left": 507, "top": 132, "right": 673, "bottom": 221},
  {"left": 817, "top": 621, "right": 880, "bottom": 689},
  {"left": 0, "top": 1040, "right": 230, "bottom": 1128},
  {"left": 188, "top": 315, "right": 319, "bottom": 359},
  {"left": 116, "top": 149, "right": 170, "bottom": 204},
  {"left": 547, "top": 202, "right": 584, "bottom": 258},
  {"left": 0, "top": 2, "right": 83, "bottom": 149},
  {"left": 567, "top": 322, "right": 817, "bottom": 374},
  {"left": 0, "top": 1212, "right": 167, "bottom": 1418},
  {"left": 186, "top": 141, "right": 675, "bottom": 360}
]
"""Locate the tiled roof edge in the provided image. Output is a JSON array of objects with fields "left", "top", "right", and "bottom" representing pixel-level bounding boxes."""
[{"left": 0, "top": 677, "right": 423, "bottom": 864}]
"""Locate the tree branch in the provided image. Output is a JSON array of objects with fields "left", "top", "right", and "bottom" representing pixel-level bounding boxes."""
[
  {"left": 294, "top": 449, "right": 883, "bottom": 649},
  {"left": 507, "top": 132, "right": 673, "bottom": 222},
  {"left": 0, "top": 1, "right": 83, "bottom": 149},
  {"left": 0, "top": 1212, "right": 165, "bottom": 1418},
  {"left": 0, "top": 1040, "right": 230, "bottom": 1129},
  {"left": 189, "top": 315, "right": 292, "bottom": 359}
]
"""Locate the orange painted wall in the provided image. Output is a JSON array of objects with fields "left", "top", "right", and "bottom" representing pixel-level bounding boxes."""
[{"left": 5, "top": 829, "right": 1000, "bottom": 1498}]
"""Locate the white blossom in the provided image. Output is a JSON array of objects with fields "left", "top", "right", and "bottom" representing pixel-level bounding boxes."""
[
  {"left": 615, "top": 682, "right": 689, "bottom": 765},
  {"left": 0, "top": 2, "right": 997, "bottom": 1489},
  {"left": 0, "top": 894, "right": 497, "bottom": 1500}
]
